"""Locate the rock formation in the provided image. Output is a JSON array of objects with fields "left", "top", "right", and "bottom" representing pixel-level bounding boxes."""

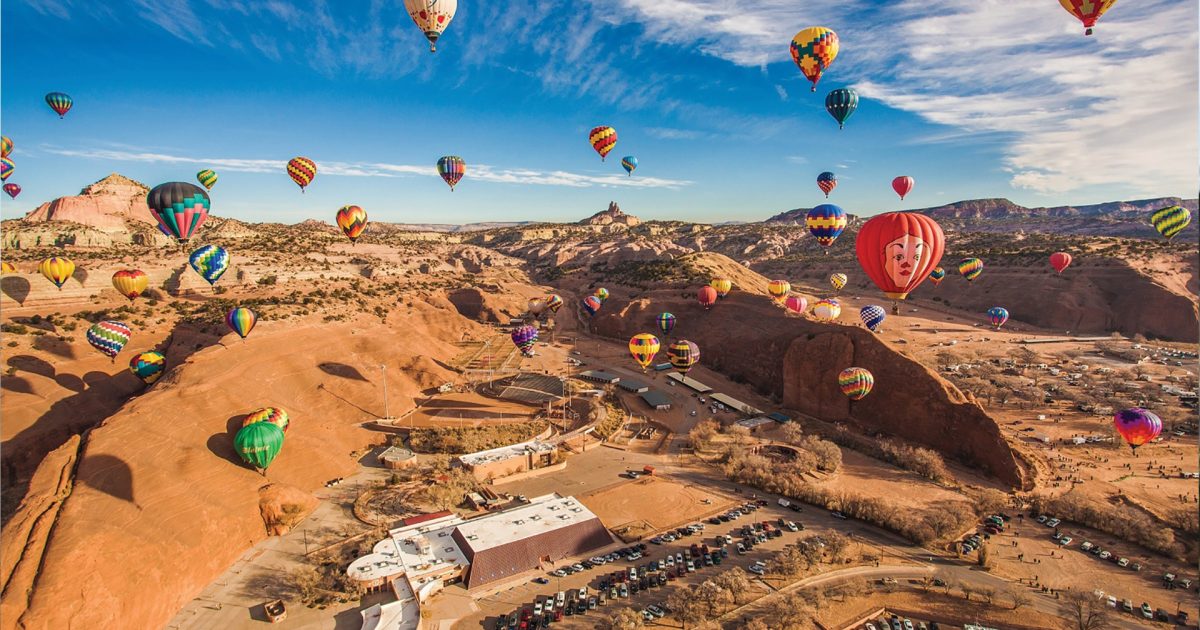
[
  {"left": 22, "top": 173, "right": 154, "bottom": 232},
  {"left": 581, "top": 202, "right": 640, "bottom": 227}
]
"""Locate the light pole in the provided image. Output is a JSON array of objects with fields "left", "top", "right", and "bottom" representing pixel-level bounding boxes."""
[{"left": 380, "top": 364, "right": 392, "bottom": 420}]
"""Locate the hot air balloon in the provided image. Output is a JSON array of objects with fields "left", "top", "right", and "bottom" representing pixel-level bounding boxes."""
[
  {"left": 1, "top": 157, "right": 13, "bottom": 182},
  {"left": 129, "top": 351, "right": 166, "bottom": 385},
  {"left": 87, "top": 320, "right": 131, "bottom": 362},
  {"left": 38, "top": 256, "right": 75, "bottom": 290},
  {"left": 825, "top": 88, "right": 858, "bottom": 129},
  {"left": 710, "top": 278, "right": 732, "bottom": 298},
  {"left": 657, "top": 312, "right": 676, "bottom": 337},
  {"left": 855, "top": 212, "right": 946, "bottom": 300},
  {"left": 243, "top": 406, "right": 290, "bottom": 433},
  {"left": 958, "top": 258, "right": 984, "bottom": 283},
  {"left": 511, "top": 325, "right": 539, "bottom": 356},
  {"left": 817, "top": 171, "right": 837, "bottom": 197},
  {"left": 437, "top": 156, "right": 465, "bottom": 191},
  {"left": 767, "top": 280, "right": 791, "bottom": 302},
  {"left": 928, "top": 267, "right": 946, "bottom": 287},
  {"left": 1050, "top": 252, "right": 1072, "bottom": 273},
  {"left": 189, "top": 245, "right": 230, "bottom": 286},
  {"left": 45, "top": 92, "right": 73, "bottom": 118},
  {"left": 667, "top": 339, "right": 699, "bottom": 375},
  {"left": 785, "top": 296, "right": 808, "bottom": 315},
  {"left": 226, "top": 307, "right": 257, "bottom": 340},
  {"left": 4, "top": 183, "right": 20, "bottom": 199},
  {"left": 147, "top": 182, "right": 210, "bottom": 243},
  {"left": 589, "top": 126, "right": 617, "bottom": 161},
  {"left": 830, "top": 273, "right": 847, "bottom": 292},
  {"left": 196, "top": 169, "right": 218, "bottom": 190},
  {"left": 582, "top": 295, "right": 602, "bottom": 317},
  {"left": 806, "top": 204, "right": 848, "bottom": 249},
  {"left": 336, "top": 205, "right": 368, "bottom": 244},
  {"left": 891, "top": 176, "right": 914, "bottom": 201},
  {"left": 0, "top": 135, "right": 11, "bottom": 157},
  {"left": 287, "top": 157, "right": 317, "bottom": 192},
  {"left": 234, "top": 422, "right": 285, "bottom": 472},
  {"left": 111, "top": 269, "right": 149, "bottom": 301},
  {"left": 628, "top": 333, "right": 660, "bottom": 372},
  {"left": 1, "top": 262, "right": 16, "bottom": 273},
  {"left": 838, "top": 367, "right": 874, "bottom": 401},
  {"left": 698, "top": 286, "right": 718, "bottom": 310},
  {"left": 986, "top": 307, "right": 1009, "bottom": 330},
  {"left": 544, "top": 294, "right": 564, "bottom": 313},
  {"left": 790, "top": 27, "right": 839, "bottom": 91},
  {"left": 528, "top": 298, "right": 547, "bottom": 317},
  {"left": 1112, "top": 408, "right": 1162, "bottom": 452},
  {"left": 860, "top": 305, "right": 886, "bottom": 332},
  {"left": 404, "top": 0, "right": 457, "bottom": 52},
  {"left": 1059, "top": 0, "right": 1118, "bottom": 35},
  {"left": 1151, "top": 205, "right": 1191, "bottom": 240},
  {"left": 594, "top": 287, "right": 609, "bottom": 302},
  {"left": 813, "top": 298, "right": 841, "bottom": 321},
  {"left": 621, "top": 156, "right": 638, "bottom": 176}
]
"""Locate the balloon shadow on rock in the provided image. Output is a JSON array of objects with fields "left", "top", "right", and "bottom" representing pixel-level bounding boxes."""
[
  {"left": 76, "top": 453, "right": 137, "bottom": 505},
  {"left": 0, "top": 375, "right": 33, "bottom": 394},
  {"left": 207, "top": 433, "right": 242, "bottom": 467},
  {"left": 318, "top": 362, "right": 370, "bottom": 381},
  {"left": 226, "top": 412, "right": 251, "bottom": 434},
  {"left": 71, "top": 266, "right": 88, "bottom": 287},
  {"left": 7, "top": 355, "right": 55, "bottom": 379},
  {"left": 53, "top": 373, "right": 85, "bottom": 393},
  {"left": 32, "top": 334, "right": 78, "bottom": 359},
  {"left": 1, "top": 276, "right": 30, "bottom": 305}
]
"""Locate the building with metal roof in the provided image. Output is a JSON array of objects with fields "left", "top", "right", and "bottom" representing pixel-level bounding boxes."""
[
  {"left": 578, "top": 370, "right": 620, "bottom": 384},
  {"left": 639, "top": 390, "right": 672, "bottom": 410},
  {"left": 617, "top": 378, "right": 649, "bottom": 393},
  {"left": 665, "top": 372, "right": 712, "bottom": 392},
  {"left": 711, "top": 393, "right": 762, "bottom": 415}
]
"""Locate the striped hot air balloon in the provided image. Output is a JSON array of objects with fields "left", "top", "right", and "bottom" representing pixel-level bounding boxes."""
[
  {"left": 38, "top": 256, "right": 75, "bottom": 290},
  {"left": 838, "top": 367, "right": 874, "bottom": 401},
  {"left": 582, "top": 295, "right": 602, "bottom": 317},
  {"left": 667, "top": 339, "right": 700, "bottom": 375},
  {"left": 111, "top": 269, "right": 149, "bottom": 301},
  {"left": 226, "top": 307, "right": 258, "bottom": 340},
  {"left": 287, "top": 157, "right": 317, "bottom": 192},
  {"left": 817, "top": 171, "right": 837, "bottom": 197},
  {"left": 860, "top": 305, "right": 886, "bottom": 332},
  {"left": 710, "top": 278, "right": 732, "bottom": 298},
  {"left": 243, "top": 406, "right": 290, "bottom": 434},
  {"left": 958, "top": 258, "right": 984, "bottom": 282},
  {"left": 1, "top": 157, "right": 13, "bottom": 182},
  {"left": 336, "top": 205, "right": 368, "bottom": 244},
  {"left": 806, "top": 204, "right": 847, "bottom": 248},
  {"left": 1113, "top": 408, "right": 1162, "bottom": 452},
  {"left": 511, "top": 325, "right": 539, "bottom": 356},
  {"left": 830, "top": 273, "right": 848, "bottom": 292},
  {"left": 129, "top": 351, "right": 166, "bottom": 385},
  {"left": 812, "top": 298, "right": 841, "bottom": 321},
  {"left": 437, "top": 156, "right": 465, "bottom": 191},
  {"left": 594, "top": 287, "right": 609, "bottom": 302},
  {"left": 621, "top": 156, "right": 638, "bottom": 176},
  {"left": 987, "top": 307, "right": 1009, "bottom": 330},
  {"left": 767, "top": 280, "right": 791, "bottom": 302},
  {"left": 196, "top": 169, "right": 218, "bottom": 190},
  {"left": 189, "top": 245, "right": 230, "bottom": 285},
  {"left": 147, "top": 182, "right": 210, "bottom": 243},
  {"left": 0, "top": 135, "right": 11, "bottom": 158},
  {"left": 628, "top": 333, "right": 661, "bottom": 372},
  {"left": 87, "top": 320, "right": 131, "bottom": 362},
  {"left": 928, "top": 267, "right": 946, "bottom": 286},
  {"left": 544, "top": 294, "right": 564, "bottom": 313},
  {"left": 588, "top": 126, "right": 617, "bottom": 161},
  {"left": 1150, "top": 205, "right": 1191, "bottom": 240},
  {"left": 785, "top": 296, "right": 808, "bottom": 315},
  {"left": 657, "top": 312, "right": 676, "bottom": 337},
  {"left": 45, "top": 92, "right": 73, "bottom": 118},
  {"left": 790, "top": 27, "right": 839, "bottom": 91},
  {"left": 825, "top": 88, "right": 858, "bottom": 129}
]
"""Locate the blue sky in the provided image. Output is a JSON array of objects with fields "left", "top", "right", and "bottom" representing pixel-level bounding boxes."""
[{"left": 1, "top": 0, "right": 1196, "bottom": 225}]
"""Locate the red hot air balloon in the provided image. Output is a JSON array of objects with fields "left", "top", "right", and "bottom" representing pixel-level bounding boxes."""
[
  {"left": 3, "top": 183, "right": 19, "bottom": 199},
  {"left": 1050, "top": 252, "right": 1072, "bottom": 273},
  {"left": 697, "top": 286, "right": 717, "bottom": 310},
  {"left": 855, "top": 212, "right": 945, "bottom": 301},
  {"left": 891, "top": 176, "right": 914, "bottom": 200},
  {"left": 1113, "top": 408, "right": 1162, "bottom": 452}
]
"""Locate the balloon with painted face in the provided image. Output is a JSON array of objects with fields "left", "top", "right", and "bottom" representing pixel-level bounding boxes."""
[{"left": 855, "top": 212, "right": 945, "bottom": 300}]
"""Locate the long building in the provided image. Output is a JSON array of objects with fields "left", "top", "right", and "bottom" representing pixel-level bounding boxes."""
[
  {"left": 458, "top": 439, "right": 557, "bottom": 481},
  {"left": 666, "top": 372, "right": 712, "bottom": 393}
]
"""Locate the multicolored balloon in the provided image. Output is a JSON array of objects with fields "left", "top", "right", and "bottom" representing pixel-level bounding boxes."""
[
  {"left": 243, "top": 406, "right": 290, "bottom": 434},
  {"left": 698, "top": 286, "right": 718, "bottom": 309},
  {"left": 196, "top": 169, "right": 218, "bottom": 190},
  {"left": 1050, "top": 252, "right": 1072, "bottom": 273},
  {"left": 657, "top": 312, "right": 676, "bottom": 337},
  {"left": 628, "top": 333, "right": 661, "bottom": 372},
  {"left": 111, "top": 269, "right": 149, "bottom": 301},
  {"left": 336, "top": 205, "right": 368, "bottom": 244},
  {"left": 790, "top": 27, "right": 839, "bottom": 91},
  {"left": 806, "top": 204, "right": 847, "bottom": 248},
  {"left": 544, "top": 294, "right": 564, "bottom": 313},
  {"left": 404, "top": 0, "right": 457, "bottom": 52},
  {"left": 0, "top": 135, "right": 11, "bottom": 158},
  {"left": 838, "top": 367, "right": 874, "bottom": 401},
  {"left": 1151, "top": 205, "right": 1191, "bottom": 240},
  {"left": 785, "top": 296, "right": 808, "bottom": 315},
  {"left": 437, "top": 156, "right": 465, "bottom": 191},
  {"left": 511, "top": 325, "right": 539, "bottom": 356},
  {"left": 589, "top": 126, "right": 617, "bottom": 161},
  {"left": 813, "top": 298, "right": 841, "bottom": 321},
  {"left": 710, "top": 278, "right": 732, "bottom": 298},
  {"left": 129, "top": 351, "right": 166, "bottom": 385},
  {"left": 287, "top": 157, "right": 317, "bottom": 193},
  {"left": 38, "top": 256, "right": 75, "bottom": 290},
  {"left": 958, "top": 258, "right": 984, "bottom": 282},
  {"left": 4, "top": 183, "right": 20, "bottom": 199},
  {"left": 189, "top": 245, "right": 230, "bottom": 286},
  {"left": 1, "top": 262, "right": 16, "bottom": 273},
  {"left": 830, "top": 273, "right": 847, "bottom": 292},
  {"left": 234, "top": 422, "right": 285, "bottom": 471},
  {"left": 1, "top": 157, "right": 13, "bottom": 182},
  {"left": 1059, "top": 0, "right": 1117, "bottom": 35},
  {"left": 855, "top": 212, "right": 946, "bottom": 300},
  {"left": 45, "top": 92, "right": 73, "bottom": 118},
  {"left": 817, "top": 171, "right": 837, "bottom": 197},
  {"left": 767, "top": 280, "right": 791, "bottom": 302},
  {"left": 667, "top": 339, "right": 700, "bottom": 375},
  {"left": 582, "top": 295, "right": 602, "bottom": 317},
  {"left": 147, "top": 182, "right": 210, "bottom": 243},
  {"left": 825, "top": 88, "right": 858, "bottom": 129},
  {"left": 226, "top": 307, "right": 257, "bottom": 340},
  {"left": 987, "top": 307, "right": 1009, "bottom": 330},
  {"left": 860, "top": 305, "right": 886, "bottom": 332},
  {"left": 621, "top": 156, "right": 638, "bottom": 176},
  {"left": 594, "top": 287, "right": 609, "bottom": 302},
  {"left": 928, "top": 267, "right": 946, "bottom": 286},
  {"left": 891, "top": 176, "right": 914, "bottom": 200},
  {"left": 87, "top": 320, "right": 131, "bottom": 362},
  {"left": 1113, "top": 408, "right": 1162, "bottom": 451}
]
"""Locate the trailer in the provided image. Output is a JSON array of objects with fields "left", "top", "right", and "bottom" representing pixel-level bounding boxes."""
[
  {"left": 777, "top": 498, "right": 790, "bottom": 508},
  {"left": 642, "top": 465, "right": 655, "bottom": 476}
]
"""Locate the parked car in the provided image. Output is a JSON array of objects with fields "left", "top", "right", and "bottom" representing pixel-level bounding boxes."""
[
  {"left": 1035, "top": 515, "right": 1048, "bottom": 523},
  {"left": 1139, "top": 603, "right": 1153, "bottom": 619},
  {"left": 1058, "top": 536, "right": 1073, "bottom": 546},
  {"left": 831, "top": 511, "right": 848, "bottom": 519},
  {"left": 748, "top": 564, "right": 765, "bottom": 575},
  {"left": 1106, "top": 596, "right": 1117, "bottom": 608},
  {"left": 533, "top": 577, "right": 549, "bottom": 585},
  {"left": 1080, "top": 541, "right": 1093, "bottom": 552},
  {"left": 1098, "top": 551, "right": 1112, "bottom": 560},
  {"left": 1046, "top": 518, "right": 1061, "bottom": 527},
  {"left": 1117, "top": 558, "right": 1129, "bottom": 568},
  {"left": 1121, "top": 599, "right": 1133, "bottom": 613}
]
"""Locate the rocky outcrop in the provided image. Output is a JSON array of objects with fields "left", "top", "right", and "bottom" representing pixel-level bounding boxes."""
[
  {"left": 581, "top": 202, "right": 640, "bottom": 228},
  {"left": 22, "top": 174, "right": 154, "bottom": 232}
]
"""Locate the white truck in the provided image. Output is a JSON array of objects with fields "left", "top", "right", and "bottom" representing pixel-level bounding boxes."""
[{"left": 777, "top": 498, "right": 790, "bottom": 508}]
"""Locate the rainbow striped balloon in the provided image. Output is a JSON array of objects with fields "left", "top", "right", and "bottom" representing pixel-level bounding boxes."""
[
  {"left": 1, "top": 135, "right": 11, "bottom": 158},
  {"left": 437, "top": 156, "right": 466, "bottom": 191},
  {"left": 44, "top": 92, "right": 73, "bottom": 118},
  {"left": 226, "top": 307, "right": 257, "bottom": 340},
  {"left": 958, "top": 258, "right": 984, "bottom": 282},
  {"left": 582, "top": 295, "right": 602, "bottom": 317},
  {"left": 928, "top": 267, "right": 946, "bottom": 286},
  {"left": 243, "top": 406, "right": 290, "bottom": 434},
  {"left": 859, "top": 305, "right": 886, "bottom": 332},
  {"left": 87, "top": 320, "right": 131, "bottom": 362},
  {"left": 544, "top": 294, "right": 563, "bottom": 313},
  {"left": 657, "top": 312, "right": 676, "bottom": 337},
  {"left": 0, "top": 157, "right": 13, "bottom": 182},
  {"left": 838, "top": 367, "right": 874, "bottom": 401},
  {"left": 129, "top": 351, "right": 166, "bottom": 385}
]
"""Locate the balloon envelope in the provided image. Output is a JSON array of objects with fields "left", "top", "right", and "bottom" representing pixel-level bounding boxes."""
[
  {"left": 511, "top": 325, "right": 539, "bottom": 356},
  {"left": 243, "top": 407, "right": 290, "bottom": 433},
  {"left": 621, "top": 156, "right": 638, "bottom": 176},
  {"left": 767, "top": 280, "right": 790, "bottom": 301},
  {"left": 336, "top": 205, "right": 368, "bottom": 243},
  {"left": 589, "top": 126, "right": 617, "bottom": 161},
  {"left": 45, "top": 92, "right": 73, "bottom": 118},
  {"left": 129, "top": 351, "right": 166, "bottom": 385},
  {"left": 860, "top": 305, "right": 886, "bottom": 332},
  {"left": 806, "top": 204, "right": 847, "bottom": 248},
  {"left": 3, "top": 183, "right": 19, "bottom": 199},
  {"left": 1058, "top": 0, "right": 1117, "bottom": 35},
  {"left": 226, "top": 307, "right": 257, "bottom": 339},
  {"left": 710, "top": 278, "right": 732, "bottom": 297},
  {"left": 785, "top": 296, "right": 808, "bottom": 315},
  {"left": 234, "top": 422, "right": 285, "bottom": 470},
  {"left": 189, "top": 245, "right": 230, "bottom": 285},
  {"left": 404, "top": 0, "right": 457, "bottom": 51},
  {"left": 38, "top": 257, "right": 75, "bottom": 290},
  {"left": 891, "top": 176, "right": 914, "bottom": 200},
  {"left": 830, "top": 273, "right": 847, "bottom": 292},
  {"left": 196, "top": 169, "right": 218, "bottom": 190},
  {"left": 147, "top": 182, "right": 210, "bottom": 242},
  {"left": 287, "top": 157, "right": 317, "bottom": 191},
  {"left": 1050, "top": 252, "right": 1072, "bottom": 273},
  {"left": 437, "top": 156, "right": 465, "bottom": 190},
  {"left": 813, "top": 299, "right": 841, "bottom": 321},
  {"left": 582, "top": 296, "right": 602, "bottom": 317},
  {"left": 838, "top": 367, "right": 874, "bottom": 400},
  {"left": 855, "top": 212, "right": 945, "bottom": 300},
  {"left": 928, "top": 267, "right": 946, "bottom": 286},
  {"left": 111, "top": 269, "right": 149, "bottom": 301},
  {"left": 958, "top": 258, "right": 984, "bottom": 282},
  {"left": 825, "top": 88, "right": 858, "bottom": 129},
  {"left": 667, "top": 339, "right": 700, "bottom": 375},
  {"left": 790, "top": 27, "right": 839, "bottom": 91},
  {"left": 697, "top": 286, "right": 718, "bottom": 309},
  {"left": 987, "top": 307, "right": 1009, "bottom": 329},
  {"left": 594, "top": 287, "right": 609, "bottom": 302},
  {"left": 1113, "top": 408, "right": 1162, "bottom": 450},
  {"left": 657, "top": 312, "right": 676, "bottom": 336},
  {"left": 87, "top": 320, "right": 131, "bottom": 361},
  {"left": 629, "top": 333, "right": 661, "bottom": 370},
  {"left": 544, "top": 294, "right": 563, "bottom": 313},
  {"left": 0, "top": 157, "right": 13, "bottom": 182},
  {"left": 0, "top": 135, "right": 11, "bottom": 157},
  {"left": 1150, "top": 205, "right": 1191, "bottom": 240},
  {"left": 816, "top": 171, "right": 837, "bottom": 197}
]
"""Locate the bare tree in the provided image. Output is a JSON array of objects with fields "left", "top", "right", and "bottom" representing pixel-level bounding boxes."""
[
  {"left": 977, "top": 541, "right": 992, "bottom": 569},
  {"left": 290, "top": 565, "right": 321, "bottom": 602},
  {"left": 694, "top": 580, "right": 732, "bottom": 617},
  {"left": 1006, "top": 587, "right": 1033, "bottom": 611},
  {"left": 599, "top": 607, "right": 644, "bottom": 630},
  {"left": 713, "top": 567, "right": 753, "bottom": 605},
  {"left": 780, "top": 422, "right": 805, "bottom": 445},
  {"left": 934, "top": 571, "right": 955, "bottom": 595},
  {"left": 667, "top": 588, "right": 706, "bottom": 629},
  {"left": 978, "top": 585, "right": 997, "bottom": 604},
  {"left": 824, "top": 531, "right": 850, "bottom": 562},
  {"left": 961, "top": 583, "right": 977, "bottom": 602},
  {"left": 1059, "top": 590, "right": 1111, "bottom": 630}
]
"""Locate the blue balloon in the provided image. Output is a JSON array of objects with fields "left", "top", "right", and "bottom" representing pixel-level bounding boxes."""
[
  {"left": 189, "top": 245, "right": 230, "bottom": 286},
  {"left": 621, "top": 155, "right": 638, "bottom": 176},
  {"left": 860, "top": 305, "right": 886, "bottom": 332}
]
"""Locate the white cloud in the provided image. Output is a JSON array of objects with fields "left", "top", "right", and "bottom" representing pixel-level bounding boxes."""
[
  {"left": 774, "top": 84, "right": 788, "bottom": 101},
  {"left": 645, "top": 127, "right": 705, "bottom": 140},
  {"left": 40, "top": 146, "right": 693, "bottom": 190}
]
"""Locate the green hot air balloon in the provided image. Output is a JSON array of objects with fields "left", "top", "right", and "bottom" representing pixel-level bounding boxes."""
[
  {"left": 234, "top": 422, "right": 284, "bottom": 472},
  {"left": 825, "top": 88, "right": 858, "bottom": 130}
]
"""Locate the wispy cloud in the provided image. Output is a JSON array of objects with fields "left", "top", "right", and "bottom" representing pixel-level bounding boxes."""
[
  {"left": 645, "top": 127, "right": 705, "bottom": 141},
  {"left": 40, "top": 146, "right": 693, "bottom": 190},
  {"left": 774, "top": 84, "right": 788, "bottom": 102}
]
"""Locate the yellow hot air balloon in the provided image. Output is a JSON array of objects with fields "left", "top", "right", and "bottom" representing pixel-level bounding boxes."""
[
  {"left": 790, "top": 27, "right": 839, "bottom": 91},
  {"left": 111, "top": 269, "right": 149, "bottom": 302},
  {"left": 830, "top": 273, "right": 847, "bottom": 292},
  {"left": 38, "top": 257, "right": 75, "bottom": 290},
  {"left": 767, "top": 279, "right": 791, "bottom": 302},
  {"left": 1, "top": 261, "right": 17, "bottom": 273},
  {"left": 812, "top": 298, "right": 842, "bottom": 321},
  {"left": 628, "top": 333, "right": 661, "bottom": 372},
  {"left": 710, "top": 278, "right": 732, "bottom": 298}
]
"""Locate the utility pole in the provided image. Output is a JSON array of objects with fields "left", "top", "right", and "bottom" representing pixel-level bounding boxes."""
[{"left": 380, "top": 364, "right": 392, "bottom": 420}]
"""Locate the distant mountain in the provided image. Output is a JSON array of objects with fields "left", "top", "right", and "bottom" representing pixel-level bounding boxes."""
[
  {"left": 919, "top": 196, "right": 1196, "bottom": 219},
  {"left": 580, "top": 201, "right": 640, "bottom": 227},
  {"left": 22, "top": 173, "right": 155, "bottom": 232},
  {"left": 765, "top": 206, "right": 861, "bottom": 224}
]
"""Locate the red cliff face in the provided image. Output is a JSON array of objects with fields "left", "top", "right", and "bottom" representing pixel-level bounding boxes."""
[
  {"left": 595, "top": 290, "right": 1025, "bottom": 488},
  {"left": 22, "top": 174, "right": 154, "bottom": 232}
]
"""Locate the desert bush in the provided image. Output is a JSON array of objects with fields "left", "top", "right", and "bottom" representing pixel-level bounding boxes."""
[{"left": 408, "top": 420, "right": 549, "bottom": 454}]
